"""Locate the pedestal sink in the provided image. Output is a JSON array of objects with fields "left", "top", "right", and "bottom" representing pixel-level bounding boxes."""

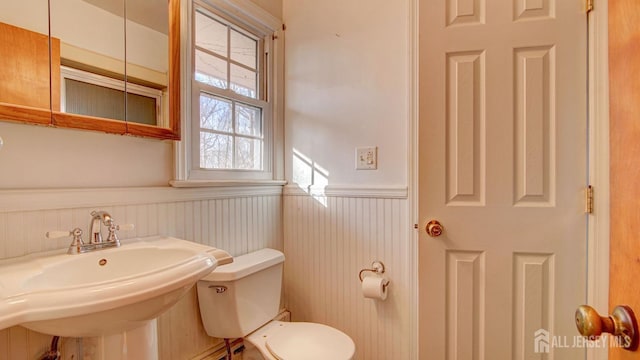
[{"left": 0, "top": 236, "right": 231, "bottom": 359}]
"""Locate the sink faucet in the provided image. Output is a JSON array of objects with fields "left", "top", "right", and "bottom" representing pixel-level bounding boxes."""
[
  {"left": 89, "top": 210, "right": 124, "bottom": 248},
  {"left": 47, "top": 210, "right": 133, "bottom": 254},
  {"left": 89, "top": 210, "right": 112, "bottom": 244}
]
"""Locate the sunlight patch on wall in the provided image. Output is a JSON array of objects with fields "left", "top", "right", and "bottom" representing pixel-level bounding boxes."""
[{"left": 292, "top": 148, "right": 329, "bottom": 207}]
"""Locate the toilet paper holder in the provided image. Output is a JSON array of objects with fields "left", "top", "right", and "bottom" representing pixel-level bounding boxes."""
[{"left": 359, "top": 260, "right": 389, "bottom": 289}]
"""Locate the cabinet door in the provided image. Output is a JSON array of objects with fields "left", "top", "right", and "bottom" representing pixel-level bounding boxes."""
[
  {"left": 125, "top": 0, "right": 168, "bottom": 128},
  {"left": 0, "top": 1, "right": 53, "bottom": 124},
  {"left": 125, "top": 0, "right": 181, "bottom": 139}
]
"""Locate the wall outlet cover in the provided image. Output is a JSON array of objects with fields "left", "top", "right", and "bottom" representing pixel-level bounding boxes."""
[{"left": 355, "top": 146, "right": 377, "bottom": 170}]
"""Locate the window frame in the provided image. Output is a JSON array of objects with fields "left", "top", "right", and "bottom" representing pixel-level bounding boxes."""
[
  {"left": 175, "top": 0, "right": 282, "bottom": 183},
  {"left": 60, "top": 66, "right": 165, "bottom": 126}
]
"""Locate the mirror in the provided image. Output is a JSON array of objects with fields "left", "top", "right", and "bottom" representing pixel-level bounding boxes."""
[
  {"left": 124, "top": 0, "right": 177, "bottom": 138},
  {"left": 0, "top": 1, "right": 53, "bottom": 124},
  {"left": 125, "top": 0, "right": 168, "bottom": 125},
  {"left": 50, "top": 0, "right": 127, "bottom": 133},
  {"left": 0, "top": 0, "right": 180, "bottom": 140}
]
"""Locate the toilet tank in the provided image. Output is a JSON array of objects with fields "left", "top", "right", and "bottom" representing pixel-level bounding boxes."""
[{"left": 197, "top": 248, "right": 285, "bottom": 339}]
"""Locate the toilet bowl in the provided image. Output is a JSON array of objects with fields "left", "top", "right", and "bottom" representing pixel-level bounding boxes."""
[
  {"left": 244, "top": 321, "right": 355, "bottom": 360},
  {"left": 196, "top": 248, "right": 355, "bottom": 360}
]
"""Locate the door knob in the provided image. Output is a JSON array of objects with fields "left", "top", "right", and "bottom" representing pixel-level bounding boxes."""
[
  {"left": 575, "top": 305, "right": 639, "bottom": 350},
  {"left": 425, "top": 220, "right": 444, "bottom": 237}
]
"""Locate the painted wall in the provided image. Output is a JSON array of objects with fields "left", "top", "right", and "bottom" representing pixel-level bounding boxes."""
[
  {"left": 282, "top": 0, "right": 412, "bottom": 359},
  {"left": 252, "top": 0, "right": 283, "bottom": 20},
  {"left": 0, "top": 122, "right": 173, "bottom": 189},
  {"left": 283, "top": 0, "right": 408, "bottom": 188}
]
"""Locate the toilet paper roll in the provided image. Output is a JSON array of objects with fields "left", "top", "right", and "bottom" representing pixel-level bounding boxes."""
[{"left": 361, "top": 276, "right": 389, "bottom": 300}]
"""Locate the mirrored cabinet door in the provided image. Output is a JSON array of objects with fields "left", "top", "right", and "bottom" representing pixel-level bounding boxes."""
[
  {"left": 0, "top": 0, "right": 53, "bottom": 124},
  {"left": 0, "top": 0, "right": 180, "bottom": 140},
  {"left": 50, "top": 0, "right": 127, "bottom": 134},
  {"left": 126, "top": 0, "right": 180, "bottom": 139},
  {"left": 124, "top": 0, "right": 168, "bottom": 128}
]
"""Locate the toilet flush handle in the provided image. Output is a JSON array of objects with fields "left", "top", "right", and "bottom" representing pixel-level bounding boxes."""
[{"left": 209, "top": 285, "right": 227, "bottom": 294}]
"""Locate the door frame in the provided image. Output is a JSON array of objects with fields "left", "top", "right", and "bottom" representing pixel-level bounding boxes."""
[
  {"left": 407, "top": 1, "right": 611, "bottom": 359},
  {"left": 408, "top": 0, "right": 419, "bottom": 358},
  {"left": 587, "top": 1, "right": 610, "bottom": 359}
]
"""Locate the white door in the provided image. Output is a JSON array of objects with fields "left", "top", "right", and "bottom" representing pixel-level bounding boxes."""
[{"left": 418, "top": 0, "right": 588, "bottom": 359}]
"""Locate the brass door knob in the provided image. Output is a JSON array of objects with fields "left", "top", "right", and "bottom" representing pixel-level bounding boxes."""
[
  {"left": 425, "top": 220, "right": 444, "bottom": 237},
  {"left": 575, "top": 305, "right": 639, "bottom": 350}
]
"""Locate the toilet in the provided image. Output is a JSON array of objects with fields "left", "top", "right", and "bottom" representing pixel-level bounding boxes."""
[{"left": 197, "top": 248, "right": 355, "bottom": 360}]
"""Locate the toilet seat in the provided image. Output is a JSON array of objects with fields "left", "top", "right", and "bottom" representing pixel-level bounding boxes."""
[{"left": 247, "top": 321, "right": 355, "bottom": 360}]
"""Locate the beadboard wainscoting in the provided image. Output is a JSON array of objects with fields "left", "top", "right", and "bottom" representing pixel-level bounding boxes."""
[
  {"left": 0, "top": 186, "right": 283, "bottom": 360},
  {"left": 283, "top": 186, "right": 411, "bottom": 360}
]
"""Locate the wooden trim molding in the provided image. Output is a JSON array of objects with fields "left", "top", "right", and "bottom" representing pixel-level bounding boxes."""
[
  {"left": 51, "top": 112, "right": 127, "bottom": 134},
  {"left": 127, "top": 122, "right": 180, "bottom": 140},
  {"left": 168, "top": 0, "right": 181, "bottom": 139},
  {"left": 0, "top": 104, "right": 51, "bottom": 125}
]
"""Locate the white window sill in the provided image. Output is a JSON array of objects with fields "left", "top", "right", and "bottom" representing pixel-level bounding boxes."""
[{"left": 169, "top": 179, "right": 287, "bottom": 188}]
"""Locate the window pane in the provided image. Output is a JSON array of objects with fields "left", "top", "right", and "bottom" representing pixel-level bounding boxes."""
[
  {"left": 230, "top": 29, "right": 257, "bottom": 69},
  {"left": 230, "top": 64, "right": 257, "bottom": 98},
  {"left": 195, "top": 50, "right": 227, "bottom": 89},
  {"left": 200, "top": 94, "right": 232, "bottom": 132},
  {"left": 126, "top": 92, "right": 157, "bottom": 126},
  {"left": 64, "top": 79, "right": 125, "bottom": 121},
  {"left": 235, "top": 137, "right": 262, "bottom": 170},
  {"left": 235, "top": 103, "right": 261, "bottom": 137},
  {"left": 195, "top": 11, "right": 227, "bottom": 58},
  {"left": 200, "top": 132, "right": 233, "bottom": 169}
]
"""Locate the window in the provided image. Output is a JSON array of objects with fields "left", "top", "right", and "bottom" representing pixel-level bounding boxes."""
[
  {"left": 186, "top": 1, "right": 278, "bottom": 180},
  {"left": 61, "top": 66, "right": 164, "bottom": 126}
]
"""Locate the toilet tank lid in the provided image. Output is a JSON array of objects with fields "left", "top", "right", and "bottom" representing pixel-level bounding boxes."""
[{"left": 201, "top": 248, "right": 285, "bottom": 282}]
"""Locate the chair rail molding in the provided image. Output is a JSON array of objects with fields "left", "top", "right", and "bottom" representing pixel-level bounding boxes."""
[
  {"left": 283, "top": 184, "right": 408, "bottom": 199},
  {"left": 0, "top": 185, "right": 284, "bottom": 213}
]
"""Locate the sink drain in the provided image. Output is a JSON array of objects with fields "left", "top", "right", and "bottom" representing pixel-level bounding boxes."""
[{"left": 99, "top": 259, "right": 107, "bottom": 266}]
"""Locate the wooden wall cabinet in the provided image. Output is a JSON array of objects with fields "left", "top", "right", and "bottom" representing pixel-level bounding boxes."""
[
  {"left": 0, "top": 21, "right": 57, "bottom": 125},
  {"left": 0, "top": 0, "right": 180, "bottom": 140}
]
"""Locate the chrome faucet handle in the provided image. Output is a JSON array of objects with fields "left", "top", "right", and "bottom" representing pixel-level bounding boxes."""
[
  {"left": 46, "top": 228, "right": 85, "bottom": 254},
  {"left": 105, "top": 223, "right": 134, "bottom": 244},
  {"left": 118, "top": 223, "right": 135, "bottom": 231},
  {"left": 46, "top": 230, "right": 74, "bottom": 239}
]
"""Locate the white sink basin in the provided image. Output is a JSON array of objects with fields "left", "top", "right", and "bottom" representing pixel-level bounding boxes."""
[{"left": 0, "top": 236, "right": 228, "bottom": 337}]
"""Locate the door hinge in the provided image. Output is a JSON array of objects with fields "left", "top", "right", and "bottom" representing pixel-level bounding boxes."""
[
  {"left": 586, "top": 0, "right": 594, "bottom": 13},
  {"left": 585, "top": 185, "right": 594, "bottom": 214}
]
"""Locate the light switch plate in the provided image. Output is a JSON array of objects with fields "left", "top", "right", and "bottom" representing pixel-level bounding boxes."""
[{"left": 356, "top": 146, "right": 377, "bottom": 170}]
